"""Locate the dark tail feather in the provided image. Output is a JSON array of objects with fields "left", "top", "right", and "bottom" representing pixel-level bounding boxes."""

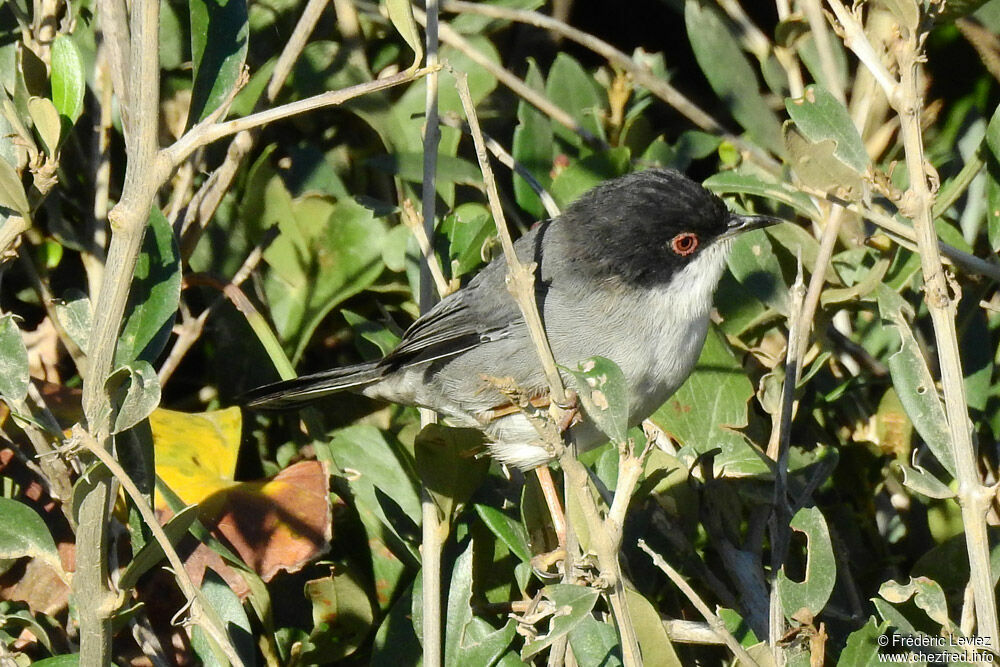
[{"left": 241, "top": 361, "right": 382, "bottom": 409}]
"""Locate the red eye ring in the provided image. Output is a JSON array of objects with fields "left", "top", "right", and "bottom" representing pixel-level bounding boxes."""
[{"left": 671, "top": 232, "right": 699, "bottom": 256}]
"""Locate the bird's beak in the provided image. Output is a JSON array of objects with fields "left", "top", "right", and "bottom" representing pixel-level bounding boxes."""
[{"left": 721, "top": 212, "right": 783, "bottom": 239}]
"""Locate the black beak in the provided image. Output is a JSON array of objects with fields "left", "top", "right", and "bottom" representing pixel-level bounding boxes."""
[{"left": 722, "top": 212, "right": 783, "bottom": 239}]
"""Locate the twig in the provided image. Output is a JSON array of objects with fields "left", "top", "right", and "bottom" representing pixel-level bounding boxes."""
[
  {"left": 71, "top": 426, "right": 246, "bottom": 667},
  {"left": 798, "top": 186, "right": 1000, "bottom": 283},
  {"left": 162, "top": 67, "right": 440, "bottom": 170},
  {"left": 451, "top": 68, "right": 567, "bottom": 407},
  {"left": 766, "top": 260, "right": 806, "bottom": 660},
  {"left": 802, "top": 0, "right": 845, "bottom": 102},
  {"left": 438, "top": 113, "right": 561, "bottom": 218},
  {"left": 420, "top": 4, "right": 445, "bottom": 665},
  {"left": 268, "top": 0, "right": 331, "bottom": 101},
  {"left": 824, "top": 0, "right": 897, "bottom": 102},
  {"left": 638, "top": 540, "right": 760, "bottom": 666}
]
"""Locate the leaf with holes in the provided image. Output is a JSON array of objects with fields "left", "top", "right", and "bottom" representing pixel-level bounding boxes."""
[
  {"left": 785, "top": 85, "right": 869, "bottom": 174},
  {"left": 776, "top": 506, "right": 836, "bottom": 621},
  {"left": 876, "top": 285, "right": 956, "bottom": 477},
  {"left": 564, "top": 356, "right": 629, "bottom": 444},
  {"left": 879, "top": 577, "right": 953, "bottom": 632}
]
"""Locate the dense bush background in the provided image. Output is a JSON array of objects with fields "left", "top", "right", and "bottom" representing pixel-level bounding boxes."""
[{"left": 1, "top": 0, "right": 1000, "bottom": 664}]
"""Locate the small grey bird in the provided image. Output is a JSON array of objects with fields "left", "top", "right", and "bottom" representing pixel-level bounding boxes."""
[{"left": 243, "top": 169, "right": 778, "bottom": 470}]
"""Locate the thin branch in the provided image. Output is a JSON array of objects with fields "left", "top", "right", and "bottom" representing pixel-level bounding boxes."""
[
  {"left": 824, "top": 0, "right": 897, "bottom": 102},
  {"left": 802, "top": 0, "right": 845, "bottom": 102},
  {"left": 78, "top": 2, "right": 163, "bottom": 662},
  {"left": 420, "top": 4, "right": 445, "bottom": 665},
  {"left": 798, "top": 186, "right": 1000, "bottom": 283},
  {"left": 438, "top": 113, "right": 561, "bottom": 218},
  {"left": 452, "top": 68, "right": 568, "bottom": 407},
  {"left": 162, "top": 67, "right": 440, "bottom": 170},
  {"left": 268, "top": 0, "right": 331, "bottom": 101},
  {"left": 638, "top": 540, "right": 760, "bottom": 667}
]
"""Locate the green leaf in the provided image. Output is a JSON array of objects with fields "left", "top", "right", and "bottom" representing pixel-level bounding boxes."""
[
  {"left": 372, "top": 584, "right": 421, "bottom": 665},
  {"left": 188, "top": 0, "right": 249, "bottom": 126},
  {"left": 445, "top": 542, "right": 516, "bottom": 667},
  {"left": 440, "top": 202, "right": 497, "bottom": 278},
  {"left": 115, "top": 207, "right": 182, "bottom": 366},
  {"left": 31, "top": 656, "right": 80, "bottom": 667},
  {"left": 262, "top": 191, "right": 387, "bottom": 363},
  {"left": 330, "top": 425, "right": 422, "bottom": 549},
  {"left": 783, "top": 122, "right": 863, "bottom": 195},
  {"left": 341, "top": 309, "right": 401, "bottom": 359},
  {"left": 414, "top": 424, "right": 489, "bottom": 526},
  {"left": 727, "top": 228, "right": 790, "bottom": 314},
  {"left": 545, "top": 53, "right": 606, "bottom": 147},
  {"left": 106, "top": 361, "right": 161, "bottom": 434},
  {"left": 650, "top": 326, "right": 765, "bottom": 477},
  {"left": 512, "top": 59, "right": 554, "bottom": 219},
  {"left": 626, "top": 588, "right": 682, "bottom": 666},
  {"left": 191, "top": 568, "right": 256, "bottom": 667},
  {"left": 522, "top": 584, "right": 601, "bottom": 660},
  {"left": 28, "top": 95, "right": 60, "bottom": 156},
  {"left": 550, "top": 148, "right": 630, "bottom": 209},
  {"left": 704, "top": 168, "right": 819, "bottom": 219},
  {"left": 897, "top": 463, "right": 956, "bottom": 500},
  {"left": 0, "top": 150, "right": 30, "bottom": 216},
  {"left": 50, "top": 34, "right": 85, "bottom": 123},
  {"left": 384, "top": 0, "right": 423, "bottom": 70},
  {"left": 568, "top": 617, "right": 622, "bottom": 667},
  {"left": 986, "top": 101, "right": 1000, "bottom": 163},
  {"left": 879, "top": 576, "right": 953, "bottom": 631},
  {"left": 839, "top": 617, "right": 889, "bottom": 666},
  {"left": 876, "top": 285, "right": 957, "bottom": 477},
  {"left": 53, "top": 289, "right": 92, "bottom": 352},
  {"left": 0, "top": 497, "right": 65, "bottom": 579},
  {"left": 300, "top": 568, "right": 376, "bottom": 663},
  {"left": 987, "top": 170, "right": 1000, "bottom": 254},
  {"left": 685, "top": 0, "right": 783, "bottom": 155},
  {"left": 776, "top": 507, "right": 836, "bottom": 621},
  {"left": 367, "top": 152, "right": 483, "bottom": 187},
  {"left": 785, "top": 85, "right": 869, "bottom": 174},
  {"left": 564, "top": 356, "right": 630, "bottom": 444},
  {"left": 0, "top": 314, "right": 29, "bottom": 401},
  {"left": 474, "top": 504, "right": 532, "bottom": 564}
]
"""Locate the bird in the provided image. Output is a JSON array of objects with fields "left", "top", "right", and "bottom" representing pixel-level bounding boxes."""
[{"left": 242, "top": 168, "right": 779, "bottom": 470}]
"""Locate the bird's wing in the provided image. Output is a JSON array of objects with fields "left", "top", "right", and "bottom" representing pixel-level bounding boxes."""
[{"left": 382, "top": 272, "right": 523, "bottom": 369}]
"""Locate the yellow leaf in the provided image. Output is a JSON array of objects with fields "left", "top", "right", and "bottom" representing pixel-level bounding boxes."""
[{"left": 151, "top": 406, "right": 242, "bottom": 510}]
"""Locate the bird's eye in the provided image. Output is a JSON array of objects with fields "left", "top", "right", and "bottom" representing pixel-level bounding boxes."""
[{"left": 670, "top": 232, "right": 699, "bottom": 256}]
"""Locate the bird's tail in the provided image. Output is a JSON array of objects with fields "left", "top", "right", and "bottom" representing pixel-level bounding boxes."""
[{"left": 241, "top": 361, "right": 383, "bottom": 410}]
